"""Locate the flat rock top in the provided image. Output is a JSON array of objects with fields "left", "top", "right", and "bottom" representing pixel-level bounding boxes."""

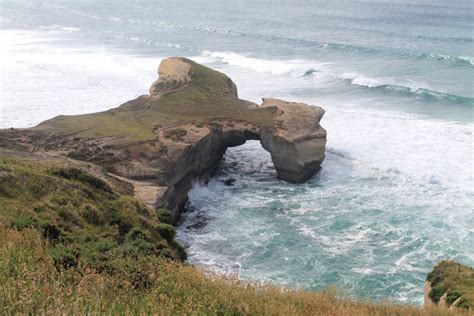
[{"left": 260, "top": 98, "right": 326, "bottom": 141}]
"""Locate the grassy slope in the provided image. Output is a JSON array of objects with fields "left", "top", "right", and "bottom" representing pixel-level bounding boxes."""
[
  {"left": 427, "top": 261, "right": 474, "bottom": 309},
  {"left": 0, "top": 155, "right": 468, "bottom": 315},
  {"left": 36, "top": 59, "right": 274, "bottom": 145},
  {"left": 1, "top": 227, "right": 462, "bottom": 315},
  {"left": 0, "top": 156, "right": 185, "bottom": 272}
]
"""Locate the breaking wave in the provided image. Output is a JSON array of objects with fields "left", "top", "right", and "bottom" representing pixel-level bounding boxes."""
[
  {"left": 338, "top": 73, "right": 474, "bottom": 105},
  {"left": 199, "top": 51, "right": 473, "bottom": 105}
]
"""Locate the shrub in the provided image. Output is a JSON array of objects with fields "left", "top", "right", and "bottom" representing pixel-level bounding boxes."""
[
  {"left": 156, "top": 223, "right": 175, "bottom": 240},
  {"left": 122, "top": 239, "right": 155, "bottom": 257},
  {"left": 39, "top": 221, "right": 63, "bottom": 241},
  {"left": 49, "top": 245, "right": 79, "bottom": 269},
  {"left": 446, "top": 289, "right": 461, "bottom": 306},
  {"left": 80, "top": 204, "right": 103, "bottom": 225},
  {"left": 127, "top": 227, "right": 148, "bottom": 241},
  {"left": 51, "top": 167, "right": 113, "bottom": 193},
  {"left": 457, "top": 297, "right": 470, "bottom": 309},
  {"left": 429, "top": 285, "right": 445, "bottom": 303},
  {"left": 94, "top": 240, "right": 116, "bottom": 253},
  {"left": 170, "top": 240, "right": 187, "bottom": 261},
  {"left": 112, "top": 214, "right": 134, "bottom": 237},
  {"left": 156, "top": 208, "right": 172, "bottom": 224},
  {"left": 163, "top": 128, "right": 187, "bottom": 141},
  {"left": 58, "top": 207, "right": 80, "bottom": 225},
  {"left": 9, "top": 216, "right": 62, "bottom": 241},
  {"left": 9, "top": 215, "right": 37, "bottom": 230}
]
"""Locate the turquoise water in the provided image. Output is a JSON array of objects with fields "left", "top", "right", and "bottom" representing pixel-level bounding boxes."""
[{"left": 1, "top": 0, "right": 473, "bottom": 304}]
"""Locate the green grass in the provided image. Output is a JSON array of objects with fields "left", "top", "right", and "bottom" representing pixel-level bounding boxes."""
[
  {"left": 36, "top": 58, "right": 274, "bottom": 146},
  {"left": 427, "top": 260, "right": 474, "bottom": 309},
  {"left": 0, "top": 157, "right": 185, "bottom": 274},
  {"left": 1, "top": 227, "right": 464, "bottom": 315},
  {"left": 0, "top": 155, "right": 469, "bottom": 315}
]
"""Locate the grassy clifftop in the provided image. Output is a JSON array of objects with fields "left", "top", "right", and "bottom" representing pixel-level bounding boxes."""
[
  {"left": 36, "top": 58, "right": 274, "bottom": 145},
  {"left": 0, "top": 155, "right": 468, "bottom": 315}
]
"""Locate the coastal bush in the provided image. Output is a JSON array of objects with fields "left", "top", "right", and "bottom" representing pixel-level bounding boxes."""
[
  {"left": 9, "top": 216, "right": 63, "bottom": 241},
  {"left": 156, "top": 207, "right": 172, "bottom": 224},
  {"left": 80, "top": 203, "right": 103, "bottom": 225},
  {"left": 446, "top": 290, "right": 462, "bottom": 306},
  {"left": 49, "top": 245, "right": 79, "bottom": 269},
  {"left": 50, "top": 167, "right": 113, "bottom": 193},
  {"left": 163, "top": 128, "right": 187, "bottom": 141},
  {"left": 156, "top": 223, "right": 175, "bottom": 240}
]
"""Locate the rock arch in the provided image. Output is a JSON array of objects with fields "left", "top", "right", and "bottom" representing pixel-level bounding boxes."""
[{"left": 7, "top": 57, "right": 326, "bottom": 223}]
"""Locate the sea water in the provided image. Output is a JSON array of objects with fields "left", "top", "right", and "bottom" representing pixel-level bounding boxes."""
[{"left": 1, "top": 0, "right": 473, "bottom": 304}]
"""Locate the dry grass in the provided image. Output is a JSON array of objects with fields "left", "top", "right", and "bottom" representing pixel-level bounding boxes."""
[
  {"left": 0, "top": 227, "right": 466, "bottom": 315},
  {"left": 0, "top": 156, "right": 471, "bottom": 315}
]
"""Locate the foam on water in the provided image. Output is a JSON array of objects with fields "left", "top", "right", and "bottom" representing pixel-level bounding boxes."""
[
  {"left": 176, "top": 75, "right": 473, "bottom": 303},
  {"left": 198, "top": 51, "right": 328, "bottom": 77},
  {"left": 196, "top": 51, "right": 474, "bottom": 105},
  {"left": 0, "top": 29, "right": 161, "bottom": 128}
]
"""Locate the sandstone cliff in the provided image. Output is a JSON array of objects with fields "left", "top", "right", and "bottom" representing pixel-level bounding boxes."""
[{"left": 0, "top": 57, "right": 326, "bottom": 223}]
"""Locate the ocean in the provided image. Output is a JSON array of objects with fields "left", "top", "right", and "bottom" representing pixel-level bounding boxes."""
[{"left": 1, "top": 0, "right": 473, "bottom": 304}]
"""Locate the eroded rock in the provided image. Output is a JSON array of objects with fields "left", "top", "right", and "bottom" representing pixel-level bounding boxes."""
[{"left": 0, "top": 57, "right": 327, "bottom": 223}]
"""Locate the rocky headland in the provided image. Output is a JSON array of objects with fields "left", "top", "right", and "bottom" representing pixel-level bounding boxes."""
[
  {"left": 0, "top": 57, "right": 326, "bottom": 223},
  {"left": 0, "top": 58, "right": 472, "bottom": 314}
]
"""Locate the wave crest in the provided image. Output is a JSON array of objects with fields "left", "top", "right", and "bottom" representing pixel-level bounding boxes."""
[
  {"left": 200, "top": 51, "right": 328, "bottom": 76},
  {"left": 338, "top": 73, "right": 473, "bottom": 104},
  {"left": 198, "top": 51, "right": 473, "bottom": 105}
]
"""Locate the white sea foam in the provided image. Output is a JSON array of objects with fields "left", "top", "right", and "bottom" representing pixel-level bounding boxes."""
[
  {"left": 0, "top": 29, "right": 161, "bottom": 128},
  {"left": 108, "top": 16, "right": 123, "bottom": 22},
  {"left": 458, "top": 56, "right": 474, "bottom": 65},
  {"left": 196, "top": 51, "right": 472, "bottom": 103},
  {"left": 39, "top": 25, "right": 82, "bottom": 33},
  {"left": 352, "top": 267, "right": 375, "bottom": 275},
  {"left": 112, "top": 34, "right": 182, "bottom": 48},
  {"left": 338, "top": 73, "right": 432, "bottom": 91},
  {"left": 197, "top": 50, "right": 329, "bottom": 77}
]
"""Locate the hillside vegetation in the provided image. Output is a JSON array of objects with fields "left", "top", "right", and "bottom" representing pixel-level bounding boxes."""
[
  {"left": 0, "top": 155, "right": 469, "bottom": 315},
  {"left": 427, "top": 261, "right": 474, "bottom": 309}
]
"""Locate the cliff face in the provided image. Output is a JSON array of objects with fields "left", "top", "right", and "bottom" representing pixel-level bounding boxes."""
[{"left": 0, "top": 57, "right": 326, "bottom": 223}]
